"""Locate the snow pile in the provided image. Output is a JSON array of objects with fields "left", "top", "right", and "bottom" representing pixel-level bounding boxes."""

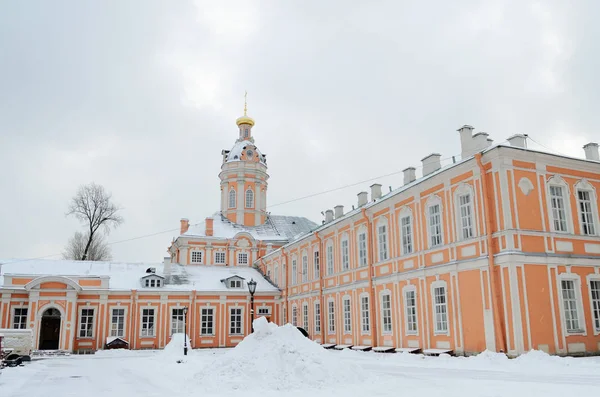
[
  {"left": 162, "top": 333, "right": 192, "bottom": 357},
  {"left": 195, "top": 317, "right": 366, "bottom": 391}
]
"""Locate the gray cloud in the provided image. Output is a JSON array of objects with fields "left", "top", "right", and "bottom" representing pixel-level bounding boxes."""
[{"left": 1, "top": 0, "right": 599, "bottom": 262}]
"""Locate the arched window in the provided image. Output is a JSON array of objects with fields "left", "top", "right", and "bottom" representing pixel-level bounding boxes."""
[
  {"left": 244, "top": 128, "right": 249, "bottom": 138},
  {"left": 245, "top": 189, "right": 254, "bottom": 208},
  {"left": 229, "top": 189, "right": 236, "bottom": 208}
]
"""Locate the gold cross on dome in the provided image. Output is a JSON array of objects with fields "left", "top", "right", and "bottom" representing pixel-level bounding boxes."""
[{"left": 244, "top": 91, "right": 248, "bottom": 116}]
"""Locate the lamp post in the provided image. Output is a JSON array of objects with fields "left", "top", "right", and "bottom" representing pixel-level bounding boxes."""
[
  {"left": 183, "top": 306, "right": 188, "bottom": 356},
  {"left": 247, "top": 278, "right": 257, "bottom": 333}
]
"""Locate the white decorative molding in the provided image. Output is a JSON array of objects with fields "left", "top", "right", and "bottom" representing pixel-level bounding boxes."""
[
  {"left": 380, "top": 265, "right": 390, "bottom": 275},
  {"left": 404, "top": 259, "right": 414, "bottom": 269},
  {"left": 431, "top": 253, "right": 444, "bottom": 264},
  {"left": 518, "top": 177, "right": 534, "bottom": 196},
  {"left": 584, "top": 243, "right": 600, "bottom": 254},
  {"left": 407, "top": 339, "right": 420, "bottom": 348},
  {"left": 360, "top": 270, "right": 369, "bottom": 278},
  {"left": 555, "top": 241, "right": 574, "bottom": 252},
  {"left": 344, "top": 338, "right": 352, "bottom": 344},
  {"left": 436, "top": 340, "right": 451, "bottom": 349},
  {"left": 567, "top": 342, "right": 586, "bottom": 353},
  {"left": 327, "top": 279, "right": 334, "bottom": 286},
  {"left": 342, "top": 275, "right": 350, "bottom": 283},
  {"left": 461, "top": 245, "right": 476, "bottom": 257},
  {"left": 201, "top": 339, "right": 213, "bottom": 344}
]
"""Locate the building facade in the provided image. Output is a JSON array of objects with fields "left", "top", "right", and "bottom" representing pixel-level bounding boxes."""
[{"left": 258, "top": 128, "right": 600, "bottom": 356}]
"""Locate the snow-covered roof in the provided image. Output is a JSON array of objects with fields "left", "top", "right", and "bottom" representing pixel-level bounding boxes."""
[
  {"left": 0, "top": 259, "right": 279, "bottom": 293},
  {"left": 183, "top": 213, "right": 318, "bottom": 242},
  {"left": 224, "top": 140, "right": 266, "bottom": 164}
]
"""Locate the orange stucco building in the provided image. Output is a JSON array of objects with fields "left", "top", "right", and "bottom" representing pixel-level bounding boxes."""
[{"left": 1, "top": 108, "right": 599, "bottom": 357}]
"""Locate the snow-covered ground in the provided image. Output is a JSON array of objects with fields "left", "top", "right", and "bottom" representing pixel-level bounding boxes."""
[{"left": 2, "top": 320, "right": 600, "bottom": 397}]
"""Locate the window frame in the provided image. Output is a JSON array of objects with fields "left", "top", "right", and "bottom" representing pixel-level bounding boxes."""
[
  {"left": 377, "top": 220, "right": 389, "bottom": 262},
  {"left": 229, "top": 278, "right": 243, "bottom": 289},
  {"left": 326, "top": 242, "right": 334, "bottom": 275},
  {"left": 456, "top": 188, "right": 475, "bottom": 240},
  {"left": 140, "top": 307, "right": 156, "bottom": 337},
  {"left": 229, "top": 307, "right": 244, "bottom": 335},
  {"left": 587, "top": 275, "right": 600, "bottom": 335},
  {"left": 314, "top": 301, "right": 321, "bottom": 333},
  {"left": 381, "top": 291, "right": 392, "bottom": 334},
  {"left": 302, "top": 302, "right": 309, "bottom": 331},
  {"left": 109, "top": 307, "right": 127, "bottom": 338},
  {"left": 292, "top": 304, "right": 298, "bottom": 327},
  {"left": 546, "top": 176, "right": 572, "bottom": 234},
  {"left": 399, "top": 208, "right": 413, "bottom": 255},
  {"left": 12, "top": 307, "right": 28, "bottom": 329},
  {"left": 201, "top": 306, "right": 215, "bottom": 336},
  {"left": 291, "top": 257, "right": 297, "bottom": 285},
  {"left": 302, "top": 251, "right": 308, "bottom": 283},
  {"left": 342, "top": 296, "right": 352, "bottom": 334},
  {"left": 426, "top": 196, "right": 444, "bottom": 248},
  {"left": 191, "top": 250, "right": 203, "bottom": 264},
  {"left": 245, "top": 188, "right": 254, "bottom": 208},
  {"left": 327, "top": 299, "right": 336, "bottom": 334},
  {"left": 229, "top": 189, "right": 236, "bottom": 209},
  {"left": 313, "top": 249, "right": 320, "bottom": 279},
  {"left": 557, "top": 274, "right": 586, "bottom": 335},
  {"left": 237, "top": 252, "right": 249, "bottom": 265},
  {"left": 357, "top": 229, "right": 368, "bottom": 267},
  {"left": 214, "top": 251, "right": 226, "bottom": 264},
  {"left": 170, "top": 307, "right": 186, "bottom": 336},
  {"left": 403, "top": 285, "right": 418, "bottom": 335},
  {"left": 360, "top": 294, "right": 371, "bottom": 334},
  {"left": 78, "top": 307, "right": 95, "bottom": 338},
  {"left": 341, "top": 235, "right": 350, "bottom": 271},
  {"left": 431, "top": 281, "right": 449, "bottom": 335},
  {"left": 574, "top": 180, "right": 598, "bottom": 236}
]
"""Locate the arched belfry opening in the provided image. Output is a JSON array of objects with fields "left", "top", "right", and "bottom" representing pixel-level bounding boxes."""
[{"left": 39, "top": 308, "right": 61, "bottom": 350}]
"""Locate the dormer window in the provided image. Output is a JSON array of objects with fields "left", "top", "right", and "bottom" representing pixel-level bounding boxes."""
[
  {"left": 221, "top": 275, "right": 245, "bottom": 289},
  {"left": 142, "top": 274, "right": 165, "bottom": 288},
  {"left": 230, "top": 279, "right": 242, "bottom": 288}
]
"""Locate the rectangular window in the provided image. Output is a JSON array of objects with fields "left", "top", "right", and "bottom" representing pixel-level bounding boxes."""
[
  {"left": 578, "top": 190, "right": 596, "bottom": 235},
  {"left": 150, "top": 279, "right": 156, "bottom": 288},
  {"left": 326, "top": 245, "right": 334, "bottom": 275},
  {"left": 258, "top": 307, "right": 271, "bottom": 315},
  {"left": 361, "top": 296, "right": 370, "bottom": 333},
  {"left": 328, "top": 301, "right": 335, "bottom": 334},
  {"left": 292, "top": 306, "right": 298, "bottom": 327},
  {"left": 302, "top": 255, "right": 308, "bottom": 282},
  {"left": 590, "top": 280, "right": 600, "bottom": 332},
  {"left": 433, "top": 286, "right": 448, "bottom": 333},
  {"left": 229, "top": 279, "right": 242, "bottom": 288},
  {"left": 405, "top": 289, "right": 418, "bottom": 334},
  {"left": 314, "top": 251, "right": 320, "bottom": 279},
  {"left": 141, "top": 308, "right": 155, "bottom": 337},
  {"left": 381, "top": 294, "right": 392, "bottom": 333},
  {"left": 110, "top": 308, "right": 125, "bottom": 337},
  {"left": 378, "top": 224, "right": 388, "bottom": 261},
  {"left": 12, "top": 308, "right": 28, "bottom": 329},
  {"left": 292, "top": 259, "right": 297, "bottom": 285},
  {"left": 429, "top": 204, "right": 442, "bottom": 247},
  {"left": 549, "top": 186, "right": 568, "bottom": 232},
  {"left": 171, "top": 308, "right": 185, "bottom": 335},
  {"left": 314, "top": 302, "right": 321, "bottom": 333},
  {"left": 303, "top": 304, "right": 309, "bottom": 331},
  {"left": 283, "top": 306, "right": 287, "bottom": 325},
  {"left": 358, "top": 232, "right": 368, "bottom": 267},
  {"left": 401, "top": 216, "right": 413, "bottom": 254},
  {"left": 458, "top": 194, "right": 474, "bottom": 239},
  {"left": 238, "top": 253, "right": 248, "bottom": 265},
  {"left": 79, "top": 308, "right": 95, "bottom": 338},
  {"left": 341, "top": 239, "right": 349, "bottom": 271},
  {"left": 343, "top": 298, "right": 352, "bottom": 333},
  {"left": 201, "top": 308, "right": 214, "bottom": 335},
  {"left": 215, "top": 252, "right": 226, "bottom": 264},
  {"left": 191, "top": 251, "right": 202, "bottom": 263},
  {"left": 561, "top": 280, "right": 581, "bottom": 332},
  {"left": 230, "top": 308, "right": 243, "bottom": 335}
]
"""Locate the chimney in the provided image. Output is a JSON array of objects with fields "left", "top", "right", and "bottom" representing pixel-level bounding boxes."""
[
  {"left": 180, "top": 218, "right": 189, "bottom": 235},
  {"left": 403, "top": 167, "right": 416, "bottom": 185},
  {"left": 163, "top": 256, "right": 172, "bottom": 275},
  {"left": 583, "top": 143, "right": 599, "bottom": 161},
  {"left": 507, "top": 134, "right": 527, "bottom": 148},
  {"left": 325, "top": 209, "right": 334, "bottom": 223},
  {"left": 421, "top": 153, "right": 442, "bottom": 176},
  {"left": 472, "top": 132, "right": 490, "bottom": 152},
  {"left": 370, "top": 183, "right": 382, "bottom": 201},
  {"left": 357, "top": 191, "right": 368, "bottom": 207},
  {"left": 334, "top": 205, "right": 344, "bottom": 219},
  {"left": 205, "top": 217, "right": 214, "bottom": 236},
  {"left": 457, "top": 125, "right": 474, "bottom": 159}
]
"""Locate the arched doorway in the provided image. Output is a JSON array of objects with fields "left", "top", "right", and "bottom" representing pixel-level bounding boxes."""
[{"left": 39, "top": 308, "right": 61, "bottom": 350}]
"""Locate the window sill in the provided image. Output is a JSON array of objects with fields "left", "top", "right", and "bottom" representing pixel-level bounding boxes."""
[
  {"left": 77, "top": 337, "right": 94, "bottom": 340},
  {"left": 229, "top": 334, "right": 244, "bottom": 337},
  {"left": 140, "top": 335, "right": 156, "bottom": 339},
  {"left": 565, "top": 330, "right": 586, "bottom": 336},
  {"left": 434, "top": 331, "right": 450, "bottom": 336},
  {"left": 406, "top": 332, "right": 419, "bottom": 336}
]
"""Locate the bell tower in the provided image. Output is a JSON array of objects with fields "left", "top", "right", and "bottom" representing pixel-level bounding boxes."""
[{"left": 219, "top": 94, "right": 269, "bottom": 226}]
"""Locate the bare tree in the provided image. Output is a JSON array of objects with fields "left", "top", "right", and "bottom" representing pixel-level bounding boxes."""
[
  {"left": 66, "top": 183, "right": 124, "bottom": 261},
  {"left": 63, "top": 231, "right": 112, "bottom": 261}
]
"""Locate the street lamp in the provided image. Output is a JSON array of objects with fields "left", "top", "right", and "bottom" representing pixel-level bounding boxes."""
[
  {"left": 247, "top": 278, "right": 257, "bottom": 333},
  {"left": 182, "top": 306, "right": 188, "bottom": 356}
]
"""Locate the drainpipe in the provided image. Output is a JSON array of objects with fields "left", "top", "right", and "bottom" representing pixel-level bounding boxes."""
[
  {"left": 281, "top": 247, "right": 289, "bottom": 325},
  {"left": 361, "top": 208, "right": 378, "bottom": 346},
  {"left": 315, "top": 231, "right": 325, "bottom": 343},
  {"left": 475, "top": 152, "right": 507, "bottom": 353}
]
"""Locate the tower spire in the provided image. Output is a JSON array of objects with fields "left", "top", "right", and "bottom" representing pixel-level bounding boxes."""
[{"left": 244, "top": 91, "right": 248, "bottom": 116}]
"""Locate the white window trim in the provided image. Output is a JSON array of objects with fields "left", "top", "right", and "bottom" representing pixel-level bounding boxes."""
[
  {"left": 229, "top": 188, "right": 236, "bottom": 208},
  {"left": 340, "top": 234, "right": 350, "bottom": 271},
  {"left": 574, "top": 179, "right": 599, "bottom": 236},
  {"left": 245, "top": 188, "right": 254, "bottom": 208},
  {"left": 229, "top": 306, "right": 245, "bottom": 335},
  {"left": 237, "top": 252, "right": 249, "bottom": 265},
  {"left": 586, "top": 274, "right": 600, "bottom": 336},
  {"left": 109, "top": 306, "right": 128, "bottom": 338},
  {"left": 257, "top": 305, "right": 271, "bottom": 316},
  {"left": 546, "top": 176, "right": 573, "bottom": 234},
  {"left": 170, "top": 307, "right": 186, "bottom": 336},
  {"left": 376, "top": 219, "right": 389, "bottom": 263},
  {"left": 11, "top": 306, "right": 28, "bottom": 329},
  {"left": 327, "top": 298, "right": 336, "bottom": 335},
  {"left": 191, "top": 250, "right": 203, "bottom": 264},
  {"left": 214, "top": 251, "right": 226, "bottom": 264},
  {"left": 200, "top": 306, "right": 216, "bottom": 336},
  {"left": 403, "top": 285, "right": 419, "bottom": 336},
  {"left": 431, "top": 280, "right": 450, "bottom": 336},
  {"left": 380, "top": 290, "right": 393, "bottom": 335},
  {"left": 342, "top": 295, "right": 352, "bottom": 334},
  {"left": 313, "top": 248, "right": 320, "bottom": 280},
  {"left": 314, "top": 300, "right": 321, "bottom": 333},
  {"left": 291, "top": 255, "right": 298, "bottom": 285},
  {"left": 301, "top": 250, "right": 308, "bottom": 282},
  {"left": 398, "top": 207, "right": 413, "bottom": 256},
  {"left": 291, "top": 304, "right": 298, "bottom": 327},
  {"left": 454, "top": 183, "right": 477, "bottom": 241},
  {"left": 426, "top": 195, "right": 444, "bottom": 249},
  {"left": 78, "top": 306, "right": 96, "bottom": 339},
  {"left": 359, "top": 292, "right": 371, "bottom": 335},
  {"left": 326, "top": 242, "right": 334, "bottom": 275},
  {"left": 140, "top": 307, "right": 157, "bottom": 338},
  {"left": 557, "top": 272, "right": 587, "bottom": 336},
  {"left": 302, "top": 302, "right": 309, "bottom": 331},
  {"left": 356, "top": 226, "right": 368, "bottom": 267}
]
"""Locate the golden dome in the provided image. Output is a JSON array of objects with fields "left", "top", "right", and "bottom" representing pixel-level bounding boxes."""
[{"left": 236, "top": 114, "right": 255, "bottom": 127}]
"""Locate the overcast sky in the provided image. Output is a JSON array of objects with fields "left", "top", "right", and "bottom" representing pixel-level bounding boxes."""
[{"left": 1, "top": 0, "right": 599, "bottom": 264}]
